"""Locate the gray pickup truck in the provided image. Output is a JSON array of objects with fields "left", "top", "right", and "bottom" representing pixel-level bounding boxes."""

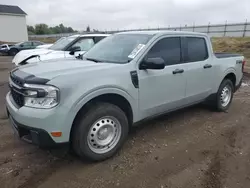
[{"left": 6, "top": 31, "right": 245, "bottom": 161}]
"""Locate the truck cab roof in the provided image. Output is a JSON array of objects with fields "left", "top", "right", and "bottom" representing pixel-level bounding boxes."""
[{"left": 117, "top": 30, "right": 208, "bottom": 37}]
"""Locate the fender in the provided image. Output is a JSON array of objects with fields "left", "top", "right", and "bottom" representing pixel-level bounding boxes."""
[
  {"left": 223, "top": 67, "right": 236, "bottom": 77},
  {"left": 216, "top": 68, "right": 237, "bottom": 91},
  {"left": 71, "top": 86, "right": 139, "bottom": 122}
]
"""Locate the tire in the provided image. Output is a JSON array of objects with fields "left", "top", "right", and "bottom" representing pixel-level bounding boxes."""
[
  {"left": 9, "top": 49, "right": 19, "bottom": 56},
  {"left": 213, "top": 79, "right": 234, "bottom": 112},
  {"left": 72, "top": 102, "right": 129, "bottom": 161}
]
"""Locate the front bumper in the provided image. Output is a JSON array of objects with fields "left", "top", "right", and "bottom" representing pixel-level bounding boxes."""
[
  {"left": 6, "top": 92, "right": 73, "bottom": 146},
  {"left": 7, "top": 111, "right": 61, "bottom": 148}
]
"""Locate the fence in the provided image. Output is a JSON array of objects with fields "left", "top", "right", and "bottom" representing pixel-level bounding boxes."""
[{"left": 29, "top": 21, "right": 250, "bottom": 39}]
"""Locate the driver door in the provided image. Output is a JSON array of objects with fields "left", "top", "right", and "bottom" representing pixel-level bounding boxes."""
[{"left": 138, "top": 36, "right": 187, "bottom": 118}]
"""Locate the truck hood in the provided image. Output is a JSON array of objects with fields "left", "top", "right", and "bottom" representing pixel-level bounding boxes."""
[
  {"left": 12, "top": 49, "right": 55, "bottom": 65},
  {"left": 16, "top": 59, "right": 119, "bottom": 80}
]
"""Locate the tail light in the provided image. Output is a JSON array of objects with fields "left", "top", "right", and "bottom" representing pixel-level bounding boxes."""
[{"left": 242, "top": 60, "right": 246, "bottom": 73}]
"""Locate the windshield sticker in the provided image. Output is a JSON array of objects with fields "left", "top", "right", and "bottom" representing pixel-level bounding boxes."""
[{"left": 128, "top": 44, "right": 145, "bottom": 59}]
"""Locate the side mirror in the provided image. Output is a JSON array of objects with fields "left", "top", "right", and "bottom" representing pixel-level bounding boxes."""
[
  {"left": 139, "top": 57, "right": 165, "bottom": 70},
  {"left": 69, "top": 46, "right": 81, "bottom": 55},
  {"left": 20, "top": 44, "right": 24, "bottom": 47}
]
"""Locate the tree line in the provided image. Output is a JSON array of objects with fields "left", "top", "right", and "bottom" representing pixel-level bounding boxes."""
[{"left": 27, "top": 23, "right": 80, "bottom": 35}]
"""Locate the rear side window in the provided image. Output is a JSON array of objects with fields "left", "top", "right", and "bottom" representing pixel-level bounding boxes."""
[
  {"left": 147, "top": 37, "right": 181, "bottom": 66},
  {"left": 186, "top": 37, "right": 208, "bottom": 62}
]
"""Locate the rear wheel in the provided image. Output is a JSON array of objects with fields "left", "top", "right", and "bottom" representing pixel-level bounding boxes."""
[
  {"left": 214, "top": 79, "right": 234, "bottom": 111},
  {"left": 72, "top": 103, "right": 129, "bottom": 161}
]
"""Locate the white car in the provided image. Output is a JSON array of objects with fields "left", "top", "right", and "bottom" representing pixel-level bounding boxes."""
[{"left": 12, "top": 34, "right": 109, "bottom": 66}]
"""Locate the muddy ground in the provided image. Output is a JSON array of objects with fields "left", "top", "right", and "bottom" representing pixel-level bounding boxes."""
[{"left": 0, "top": 56, "right": 250, "bottom": 188}]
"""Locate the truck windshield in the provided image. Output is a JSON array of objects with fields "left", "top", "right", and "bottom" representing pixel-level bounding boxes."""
[
  {"left": 49, "top": 36, "right": 78, "bottom": 51},
  {"left": 83, "top": 34, "right": 153, "bottom": 64}
]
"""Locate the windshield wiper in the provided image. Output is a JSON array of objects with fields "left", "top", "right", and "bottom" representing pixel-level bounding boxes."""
[{"left": 85, "top": 58, "right": 102, "bottom": 63}]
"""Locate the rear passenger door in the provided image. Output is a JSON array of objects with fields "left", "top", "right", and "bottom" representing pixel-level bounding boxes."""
[
  {"left": 138, "top": 37, "right": 188, "bottom": 118},
  {"left": 183, "top": 37, "right": 214, "bottom": 104}
]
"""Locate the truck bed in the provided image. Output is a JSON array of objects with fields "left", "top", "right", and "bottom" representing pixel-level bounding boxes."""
[{"left": 215, "top": 53, "right": 242, "bottom": 59}]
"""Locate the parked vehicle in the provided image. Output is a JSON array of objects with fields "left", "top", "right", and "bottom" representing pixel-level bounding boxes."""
[
  {"left": 0, "top": 44, "right": 13, "bottom": 55},
  {"left": 8, "top": 41, "right": 45, "bottom": 56},
  {"left": 6, "top": 31, "right": 245, "bottom": 161},
  {"left": 12, "top": 34, "right": 109, "bottom": 66}
]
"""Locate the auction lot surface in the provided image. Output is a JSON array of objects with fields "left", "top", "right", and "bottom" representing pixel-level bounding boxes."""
[{"left": 1, "top": 56, "right": 250, "bottom": 188}]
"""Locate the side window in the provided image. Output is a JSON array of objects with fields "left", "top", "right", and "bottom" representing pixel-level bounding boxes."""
[
  {"left": 22, "top": 42, "right": 32, "bottom": 47},
  {"left": 147, "top": 37, "right": 181, "bottom": 66},
  {"left": 186, "top": 37, "right": 208, "bottom": 62},
  {"left": 71, "top": 38, "right": 95, "bottom": 51}
]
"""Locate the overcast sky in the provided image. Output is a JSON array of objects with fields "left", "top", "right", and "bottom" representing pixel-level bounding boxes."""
[{"left": 1, "top": 0, "right": 249, "bottom": 31}]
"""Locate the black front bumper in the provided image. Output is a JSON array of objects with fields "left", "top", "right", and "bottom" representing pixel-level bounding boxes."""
[{"left": 7, "top": 111, "right": 66, "bottom": 148}]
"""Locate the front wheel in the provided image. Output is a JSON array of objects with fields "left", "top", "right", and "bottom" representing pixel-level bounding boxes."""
[
  {"left": 9, "top": 49, "right": 19, "bottom": 56},
  {"left": 214, "top": 79, "right": 234, "bottom": 111},
  {"left": 72, "top": 103, "right": 129, "bottom": 161}
]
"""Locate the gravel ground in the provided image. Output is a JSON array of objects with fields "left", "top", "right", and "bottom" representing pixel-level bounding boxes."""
[{"left": 0, "top": 56, "right": 250, "bottom": 188}]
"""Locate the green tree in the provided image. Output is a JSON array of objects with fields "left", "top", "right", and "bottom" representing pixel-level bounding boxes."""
[
  {"left": 27, "top": 25, "right": 35, "bottom": 34},
  {"left": 86, "top": 25, "right": 90, "bottom": 32},
  {"left": 67, "top": 27, "right": 74, "bottom": 33},
  {"left": 35, "top": 24, "right": 50, "bottom": 34},
  {"left": 28, "top": 23, "right": 77, "bottom": 35}
]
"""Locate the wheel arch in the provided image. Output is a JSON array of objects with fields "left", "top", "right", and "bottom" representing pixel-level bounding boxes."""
[
  {"left": 69, "top": 88, "right": 136, "bottom": 143},
  {"left": 222, "top": 72, "right": 236, "bottom": 91}
]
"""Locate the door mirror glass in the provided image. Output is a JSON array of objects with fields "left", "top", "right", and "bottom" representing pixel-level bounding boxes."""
[
  {"left": 69, "top": 46, "right": 81, "bottom": 55},
  {"left": 139, "top": 57, "right": 165, "bottom": 70}
]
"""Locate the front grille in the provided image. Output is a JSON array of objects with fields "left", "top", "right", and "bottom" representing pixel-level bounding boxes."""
[
  {"left": 9, "top": 73, "right": 25, "bottom": 108},
  {"left": 10, "top": 72, "right": 24, "bottom": 86},
  {"left": 10, "top": 87, "right": 24, "bottom": 107}
]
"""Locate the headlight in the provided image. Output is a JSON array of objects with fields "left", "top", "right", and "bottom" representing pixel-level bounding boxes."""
[{"left": 23, "top": 84, "right": 59, "bottom": 109}]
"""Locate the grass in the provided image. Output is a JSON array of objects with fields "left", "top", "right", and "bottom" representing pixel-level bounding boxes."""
[
  {"left": 212, "top": 37, "right": 250, "bottom": 59},
  {"left": 29, "top": 37, "right": 58, "bottom": 43}
]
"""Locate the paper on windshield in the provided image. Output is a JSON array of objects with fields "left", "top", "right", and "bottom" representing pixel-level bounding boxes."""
[{"left": 128, "top": 44, "right": 145, "bottom": 59}]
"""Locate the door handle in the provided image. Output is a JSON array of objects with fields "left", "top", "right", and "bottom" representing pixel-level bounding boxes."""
[
  {"left": 204, "top": 64, "right": 212, "bottom": 69},
  {"left": 172, "top": 69, "right": 184, "bottom": 74}
]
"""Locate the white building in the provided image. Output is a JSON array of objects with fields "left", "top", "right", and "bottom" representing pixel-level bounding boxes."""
[{"left": 0, "top": 4, "right": 28, "bottom": 43}]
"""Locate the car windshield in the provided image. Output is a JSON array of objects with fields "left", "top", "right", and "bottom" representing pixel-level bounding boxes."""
[
  {"left": 83, "top": 34, "right": 153, "bottom": 64},
  {"left": 49, "top": 36, "right": 78, "bottom": 51}
]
